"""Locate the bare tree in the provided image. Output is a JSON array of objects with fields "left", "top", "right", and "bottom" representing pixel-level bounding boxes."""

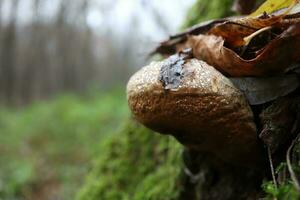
[
  {"left": 0, "top": 0, "right": 19, "bottom": 104},
  {"left": 0, "top": 0, "right": 171, "bottom": 105}
]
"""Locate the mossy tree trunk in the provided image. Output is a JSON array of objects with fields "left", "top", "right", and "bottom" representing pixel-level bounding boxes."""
[{"left": 77, "top": 1, "right": 300, "bottom": 200}]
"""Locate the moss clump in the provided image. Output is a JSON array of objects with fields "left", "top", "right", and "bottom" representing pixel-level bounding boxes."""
[
  {"left": 76, "top": 120, "right": 182, "bottom": 200},
  {"left": 183, "top": 0, "right": 235, "bottom": 28},
  {"left": 262, "top": 142, "right": 300, "bottom": 199},
  {"left": 262, "top": 181, "right": 300, "bottom": 200}
]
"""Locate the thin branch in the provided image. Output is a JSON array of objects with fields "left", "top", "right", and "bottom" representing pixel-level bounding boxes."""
[
  {"left": 243, "top": 26, "right": 272, "bottom": 46},
  {"left": 286, "top": 133, "right": 300, "bottom": 191},
  {"left": 268, "top": 147, "right": 278, "bottom": 189}
]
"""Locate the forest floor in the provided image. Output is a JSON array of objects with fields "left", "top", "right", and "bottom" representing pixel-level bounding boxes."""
[{"left": 0, "top": 88, "right": 128, "bottom": 200}]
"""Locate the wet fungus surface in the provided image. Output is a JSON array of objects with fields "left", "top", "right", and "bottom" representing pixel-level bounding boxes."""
[{"left": 127, "top": 57, "right": 263, "bottom": 167}]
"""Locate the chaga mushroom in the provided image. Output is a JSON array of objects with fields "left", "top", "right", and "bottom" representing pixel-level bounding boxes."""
[{"left": 127, "top": 56, "right": 263, "bottom": 168}]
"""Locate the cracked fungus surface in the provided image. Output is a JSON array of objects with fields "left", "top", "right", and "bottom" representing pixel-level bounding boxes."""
[
  {"left": 127, "top": 59, "right": 240, "bottom": 98},
  {"left": 127, "top": 59, "right": 261, "bottom": 166}
]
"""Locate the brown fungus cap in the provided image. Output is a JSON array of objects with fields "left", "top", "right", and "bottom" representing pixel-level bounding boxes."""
[{"left": 127, "top": 59, "right": 263, "bottom": 167}]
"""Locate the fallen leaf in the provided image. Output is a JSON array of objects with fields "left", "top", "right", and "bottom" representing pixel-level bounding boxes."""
[
  {"left": 151, "top": 18, "right": 234, "bottom": 56},
  {"left": 153, "top": 14, "right": 300, "bottom": 57},
  {"left": 184, "top": 24, "right": 300, "bottom": 76},
  {"left": 206, "top": 13, "right": 300, "bottom": 50},
  {"left": 251, "top": 0, "right": 297, "bottom": 16},
  {"left": 152, "top": 4, "right": 300, "bottom": 77}
]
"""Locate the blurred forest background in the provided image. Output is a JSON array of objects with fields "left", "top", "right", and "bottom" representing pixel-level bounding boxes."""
[
  {"left": 0, "top": 0, "right": 195, "bottom": 199},
  {"left": 0, "top": 0, "right": 193, "bottom": 105}
]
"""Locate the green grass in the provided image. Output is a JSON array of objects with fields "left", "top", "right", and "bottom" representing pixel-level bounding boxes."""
[{"left": 0, "top": 89, "right": 128, "bottom": 200}]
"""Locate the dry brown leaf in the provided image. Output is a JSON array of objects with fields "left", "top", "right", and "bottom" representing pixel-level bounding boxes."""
[
  {"left": 206, "top": 13, "right": 300, "bottom": 50},
  {"left": 183, "top": 24, "right": 300, "bottom": 76},
  {"left": 154, "top": 14, "right": 300, "bottom": 56},
  {"left": 153, "top": 10, "right": 300, "bottom": 77},
  {"left": 152, "top": 18, "right": 233, "bottom": 56},
  {"left": 207, "top": 16, "right": 282, "bottom": 49}
]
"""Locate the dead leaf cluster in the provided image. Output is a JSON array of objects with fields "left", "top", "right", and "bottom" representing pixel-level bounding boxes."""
[{"left": 154, "top": 2, "right": 300, "bottom": 77}]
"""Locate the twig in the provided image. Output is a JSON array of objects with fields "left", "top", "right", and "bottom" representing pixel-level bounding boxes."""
[
  {"left": 268, "top": 147, "right": 278, "bottom": 189},
  {"left": 286, "top": 133, "right": 300, "bottom": 191},
  {"left": 243, "top": 26, "right": 272, "bottom": 46},
  {"left": 268, "top": 147, "right": 278, "bottom": 188}
]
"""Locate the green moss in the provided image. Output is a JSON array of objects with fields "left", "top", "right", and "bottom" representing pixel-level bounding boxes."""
[
  {"left": 262, "top": 142, "right": 300, "bottom": 199},
  {"left": 78, "top": 1, "right": 300, "bottom": 200},
  {"left": 261, "top": 140, "right": 300, "bottom": 199},
  {"left": 77, "top": 1, "right": 238, "bottom": 200},
  {"left": 262, "top": 181, "right": 300, "bottom": 200},
  {"left": 76, "top": 120, "right": 182, "bottom": 200},
  {"left": 183, "top": 0, "right": 235, "bottom": 28}
]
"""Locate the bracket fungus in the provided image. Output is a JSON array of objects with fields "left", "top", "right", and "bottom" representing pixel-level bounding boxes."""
[
  {"left": 123, "top": 2, "right": 300, "bottom": 199},
  {"left": 127, "top": 51, "right": 263, "bottom": 168}
]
